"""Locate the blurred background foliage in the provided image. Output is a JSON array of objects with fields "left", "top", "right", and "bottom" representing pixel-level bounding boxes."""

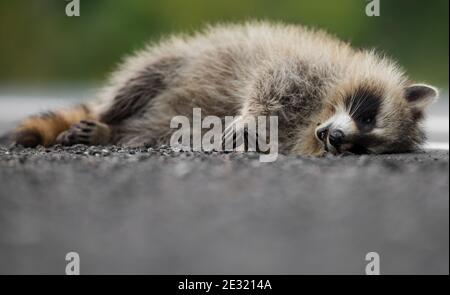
[{"left": 0, "top": 0, "right": 448, "bottom": 88}]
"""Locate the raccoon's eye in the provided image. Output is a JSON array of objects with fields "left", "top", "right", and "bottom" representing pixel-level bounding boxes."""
[
  {"left": 363, "top": 116, "right": 374, "bottom": 124},
  {"left": 361, "top": 113, "right": 376, "bottom": 125},
  {"left": 356, "top": 113, "right": 377, "bottom": 133}
]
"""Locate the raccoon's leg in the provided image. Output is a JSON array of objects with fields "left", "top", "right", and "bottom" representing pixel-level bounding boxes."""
[
  {"left": 56, "top": 120, "right": 111, "bottom": 146},
  {"left": 13, "top": 104, "right": 95, "bottom": 147},
  {"left": 95, "top": 56, "right": 183, "bottom": 147},
  {"left": 99, "top": 56, "right": 182, "bottom": 126}
]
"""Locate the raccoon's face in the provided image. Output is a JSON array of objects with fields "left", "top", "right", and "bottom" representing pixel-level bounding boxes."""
[{"left": 315, "top": 83, "right": 438, "bottom": 155}]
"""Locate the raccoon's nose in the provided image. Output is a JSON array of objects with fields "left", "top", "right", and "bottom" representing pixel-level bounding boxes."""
[
  {"left": 329, "top": 130, "right": 345, "bottom": 148},
  {"left": 316, "top": 126, "right": 329, "bottom": 142}
]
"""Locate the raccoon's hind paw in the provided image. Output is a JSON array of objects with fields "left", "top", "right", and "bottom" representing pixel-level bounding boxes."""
[
  {"left": 56, "top": 120, "right": 111, "bottom": 146},
  {"left": 12, "top": 130, "right": 43, "bottom": 148}
]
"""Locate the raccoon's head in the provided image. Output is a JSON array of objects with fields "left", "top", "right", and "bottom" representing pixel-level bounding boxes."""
[{"left": 315, "top": 80, "right": 438, "bottom": 155}]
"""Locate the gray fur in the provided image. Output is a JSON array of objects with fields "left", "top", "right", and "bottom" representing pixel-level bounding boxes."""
[{"left": 69, "top": 22, "right": 440, "bottom": 154}]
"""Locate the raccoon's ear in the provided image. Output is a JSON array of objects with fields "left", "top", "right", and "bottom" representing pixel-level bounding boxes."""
[{"left": 404, "top": 84, "right": 438, "bottom": 110}]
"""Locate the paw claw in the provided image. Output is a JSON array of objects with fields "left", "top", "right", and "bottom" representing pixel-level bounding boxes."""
[
  {"left": 56, "top": 120, "right": 110, "bottom": 146},
  {"left": 80, "top": 120, "right": 96, "bottom": 127}
]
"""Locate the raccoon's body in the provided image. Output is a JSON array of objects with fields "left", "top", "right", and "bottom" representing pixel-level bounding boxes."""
[{"left": 13, "top": 22, "right": 438, "bottom": 155}]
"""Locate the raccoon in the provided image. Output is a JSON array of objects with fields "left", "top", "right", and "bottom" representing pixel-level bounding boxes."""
[{"left": 12, "top": 22, "right": 438, "bottom": 156}]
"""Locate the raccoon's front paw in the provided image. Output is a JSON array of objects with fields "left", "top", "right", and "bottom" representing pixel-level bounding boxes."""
[{"left": 56, "top": 120, "right": 110, "bottom": 146}]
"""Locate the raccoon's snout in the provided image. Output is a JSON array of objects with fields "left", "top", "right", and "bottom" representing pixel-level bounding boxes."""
[
  {"left": 328, "top": 130, "right": 345, "bottom": 148},
  {"left": 316, "top": 125, "right": 346, "bottom": 152},
  {"left": 316, "top": 125, "right": 329, "bottom": 142}
]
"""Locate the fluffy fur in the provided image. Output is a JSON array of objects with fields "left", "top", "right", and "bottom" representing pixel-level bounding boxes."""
[{"left": 12, "top": 22, "right": 438, "bottom": 155}]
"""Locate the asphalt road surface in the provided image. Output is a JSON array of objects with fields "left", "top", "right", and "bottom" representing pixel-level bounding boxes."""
[{"left": 0, "top": 145, "right": 448, "bottom": 275}]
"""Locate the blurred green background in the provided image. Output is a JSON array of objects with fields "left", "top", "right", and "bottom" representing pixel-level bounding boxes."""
[{"left": 0, "top": 0, "right": 448, "bottom": 88}]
